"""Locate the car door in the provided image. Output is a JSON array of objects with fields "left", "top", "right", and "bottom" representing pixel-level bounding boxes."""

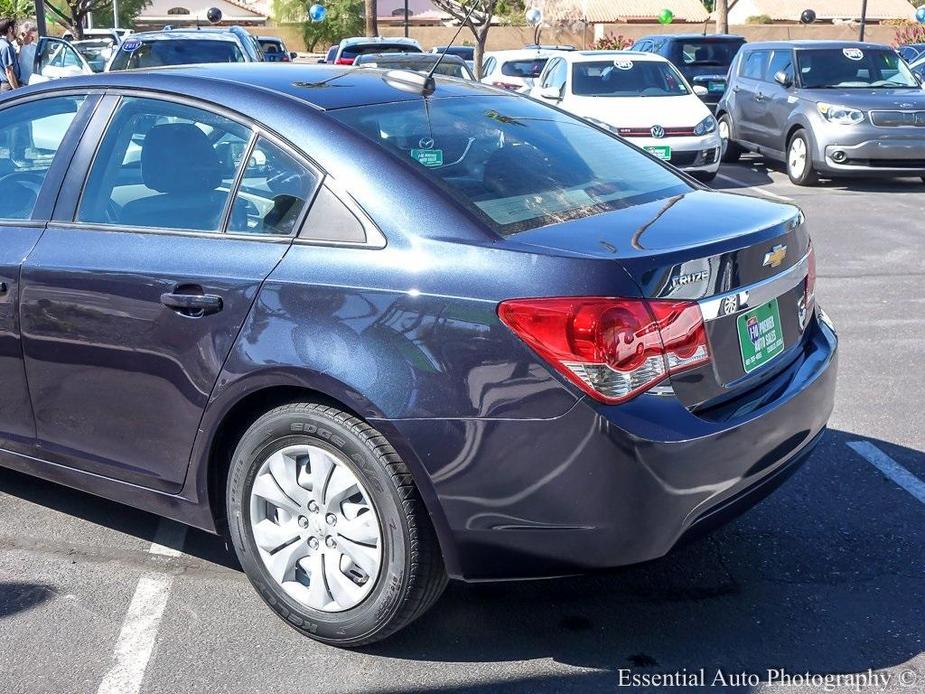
[
  {"left": 30, "top": 37, "right": 94, "bottom": 84},
  {"left": 732, "top": 49, "right": 769, "bottom": 144},
  {"left": 754, "top": 48, "right": 796, "bottom": 155},
  {"left": 534, "top": 57, "right": 566, "bottom": 102},
  {"left": 0, "top": 92, "right": 97, "bottom": 455},
  {"left": 19, "top": 93, "right": 319, "bottom": 492}
]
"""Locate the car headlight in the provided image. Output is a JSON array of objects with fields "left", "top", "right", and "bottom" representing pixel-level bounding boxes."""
[
  {"left": 817, "top": 103, "right": 865, "bottom": 125},
  {"left": 693, "top": 115, "right": 717, "bottom": 136}
]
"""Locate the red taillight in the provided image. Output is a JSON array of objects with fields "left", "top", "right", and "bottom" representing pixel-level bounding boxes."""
[
  {"left": 335, "top": 57, "right": 354, "bottom": 65},
  {"left": 491, "top": 81, "right": 520, "bottom": 91},
  {"left": 498, "top": 297, "right": 710, "bottom": 404},
  {"left": 281, "top": 54, "right": 290, "bottom": 62}
]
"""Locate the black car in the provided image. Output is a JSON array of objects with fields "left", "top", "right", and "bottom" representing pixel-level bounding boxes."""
[
  {"left": 258, "top": 35, "right": 296, "bottom": 62},
  {"left": 429, "top": 45, "right": 475, "bottom": 61},
  {"left": 633, "top": 33, "right": 747, "bottom": 111}
]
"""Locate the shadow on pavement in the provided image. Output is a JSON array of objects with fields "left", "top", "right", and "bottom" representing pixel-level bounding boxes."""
[
  {"left": 0, "top": 429, "right": 922, "bottom": 690},
  {"left": 0, "top": 582, "right": 57, "bottom": 619}
]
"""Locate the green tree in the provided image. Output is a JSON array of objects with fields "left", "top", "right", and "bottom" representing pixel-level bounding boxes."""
[
  {"left": 274, "top": 0, "right": 364, "bottom": 52},
  {"left": 89, "top": 0, "right": 153, "bottom": 30},
  {"left": 430, "top": 0, "right": 500, "bottom": 78},
  {"left": 42, "top": 0, "right": 149, "bottom": 38},
  {"left": 0, "top": 0, "right": 35, "bottom": 19}
]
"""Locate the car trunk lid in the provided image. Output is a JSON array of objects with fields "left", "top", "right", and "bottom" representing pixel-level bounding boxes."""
[{"left": 502, "top": 190, "right": 812, "bottom": 409}]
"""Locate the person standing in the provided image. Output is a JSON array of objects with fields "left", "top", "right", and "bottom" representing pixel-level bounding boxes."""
[
  {"left": 17, "top": 20, "right": 36, "bottom": 86},
  {"left": 0, "top": 17, "right": 21, "bottom": 92}
]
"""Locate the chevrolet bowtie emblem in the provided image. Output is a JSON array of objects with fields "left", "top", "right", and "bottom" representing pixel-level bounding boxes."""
[{"left": 763, "top": 244, "right": 787, "bottom": 269}]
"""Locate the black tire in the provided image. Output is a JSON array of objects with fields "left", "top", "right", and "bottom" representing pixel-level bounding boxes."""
[
  {"left": 691, "top": 170, "right": 718, "bottom": 183},
  {"left": 718, "top": 113, "right": 741, "bottom": 163},
  {"left": 786, "top": 129, "right": 819, "bottom": 186},
  {"left": 226, "top": 403, "right": 447, "bottom": 647}
]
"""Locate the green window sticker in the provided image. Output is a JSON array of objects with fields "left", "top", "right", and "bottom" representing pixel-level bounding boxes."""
[{"left": 411, "top": 149, "right": 444, "bottom": 167}]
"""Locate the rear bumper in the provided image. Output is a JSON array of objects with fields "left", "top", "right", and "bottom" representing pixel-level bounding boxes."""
[{"left": 383, "top": 311, "right": 837, "bottom": 580}]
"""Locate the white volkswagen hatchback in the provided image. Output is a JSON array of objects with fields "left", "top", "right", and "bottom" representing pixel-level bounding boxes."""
[{"left": 529, "top": 51, "right": 722, "bottom": 181}]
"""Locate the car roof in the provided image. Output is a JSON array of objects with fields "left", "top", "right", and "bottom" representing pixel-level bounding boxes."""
[
  {"left": 25, "top": 63, "right": 500, "bottom": 111},
  {"left": 636, "top": 33, "right": 745, "bottom": 41},
  {"left": 127, "top": 30, "right": 240, "bottom": 43},
  {"left": 356, "top": 53, "right": 465, "bottom": 65},
  {"left": 339, "top": 36, "right": 420, "bottom": 47},
  {"left": 484, "top": 49, "right": 562, "bottom": 60},
  {"left": 742, "top": 40, "right": 892, "bottom": 50},
  {"left": 565, "top": 50, "right": 667, "bottom": 62}
]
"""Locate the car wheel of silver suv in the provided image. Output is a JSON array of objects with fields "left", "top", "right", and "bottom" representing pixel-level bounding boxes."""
[
  {"left": 718, "top": 114, "right": 741, "bottom": 164},
  {"left": 787, "top": 130, "right": 819, "bottom": 186}
]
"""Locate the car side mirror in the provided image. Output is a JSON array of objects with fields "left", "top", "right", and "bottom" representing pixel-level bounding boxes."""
[
  {"left": 774, "top": 70, "right": 793, "bottom": 88},
  {"left": 538, "top": 85, "right": 562, "bottom": 100},
  {"left": 290, "top": 52, "right": 298, "bottom": 60},
  {"left": 692, "top": 85, "right": 708, "bottom": 97}
]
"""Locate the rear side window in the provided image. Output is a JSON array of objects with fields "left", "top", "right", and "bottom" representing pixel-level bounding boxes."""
[
  {"left": 109, "top": 39, "right": 245, "bottom": 70},
  {"left": 77, "top": 97, "right": 251, "bottom": 232},
  {"left": 741, "top": 51, "right": 769, "bottom": 80},
  {"left": 501, "top": 58, "right": 547, "bottom": 78},
  {"left": 227, "top": 137, "right": 317, "bottom": 236},
  {"left": 0, "top": 96, "right": 85, "bottom": 220}
]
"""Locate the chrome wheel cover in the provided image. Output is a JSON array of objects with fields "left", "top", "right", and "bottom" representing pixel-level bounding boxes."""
[
  {"left": 249, "top": 444, "right": 382, "bottom": 612},
  {"left": 789, "top": 137, "right": 807, "bottom": 177}
]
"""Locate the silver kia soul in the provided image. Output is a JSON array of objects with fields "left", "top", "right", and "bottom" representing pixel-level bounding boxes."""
[{"left": 717, "top": 40, "right": 925, "bottom": 185}]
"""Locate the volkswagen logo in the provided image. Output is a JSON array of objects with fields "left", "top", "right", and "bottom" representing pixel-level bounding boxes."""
[{"left": 650, "top": 125, "right": 665, "bottom": 139}]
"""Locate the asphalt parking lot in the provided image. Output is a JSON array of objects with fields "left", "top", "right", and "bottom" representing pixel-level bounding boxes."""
[{"left": 1, "top": 154, "right": 923, "bottom": 694}]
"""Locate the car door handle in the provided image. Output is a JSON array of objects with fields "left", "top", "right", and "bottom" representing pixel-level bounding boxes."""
[
  {"left": 160, "top": 291, "right": 223, "bottom": 317},
  {"left": 0, "top": 282, "right": 7, "bottom": 296},
  {"left": 732, "top": 85, "right": 741, "bottom": 93},
  {"left": 755, "top": 92, "right": 766, "bottom": 101}
]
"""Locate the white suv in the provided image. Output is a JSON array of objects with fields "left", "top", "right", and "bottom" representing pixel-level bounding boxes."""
[
  {"left": 481, "top": 48, "right": 564, "bottom": 91},
  {"left": 529, "top": 50, "right": 722, "bottom": 181}
]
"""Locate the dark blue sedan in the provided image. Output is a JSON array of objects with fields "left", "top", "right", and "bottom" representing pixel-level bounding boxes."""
[{"left": 0, "top": 64, "right": 837, "bottom": 647}]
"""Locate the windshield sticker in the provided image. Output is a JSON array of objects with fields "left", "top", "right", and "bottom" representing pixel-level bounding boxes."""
[
  {"left": 411, "top": 148, "right": 444, "bottom": 167},
  {"left": 843, "top": 48, "right": 863, "bottom": 61},
  {"left": 614, "top": 60, "right": 634, "bottom": 70},
  {"left": 121, "top": 39, "right": 141, "bottom": 52}
]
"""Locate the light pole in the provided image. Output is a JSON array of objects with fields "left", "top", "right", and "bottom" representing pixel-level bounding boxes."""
[
  {"left": 35, "top": 0, "right": 47, "bottom": 36},
  {"left": 859, "top": 0, "right": 868, "bottom": 41},
  {"left": 114, "top": 0, "right": 120, "bottom": 29}
]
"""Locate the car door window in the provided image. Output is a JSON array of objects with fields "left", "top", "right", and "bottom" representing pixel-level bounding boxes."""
[
  {"left": 0, "top": 96, "right": 85, "bottom": 220},
  {"left": 38, "top": 39, "right": 84, "bottom": 71},
  {"left": 77, "top": 97, "right": 252, "bottom": 232},
  {"left": 483, "top": 57, "right": 496, "bottom": 75},
  {"left": 767, "top": 49, "right": 793, "bottom": 83},
  {"left": 227, "top": 137, "right": 317, "bottom": 236},
  {"left": 742, "top": 50, "right": 769, "bottom": 80}
]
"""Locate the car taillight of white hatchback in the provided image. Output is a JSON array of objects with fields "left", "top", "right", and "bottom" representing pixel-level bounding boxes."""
[{"left": 498, "top": 297, "right": 710, "bottom": 404}]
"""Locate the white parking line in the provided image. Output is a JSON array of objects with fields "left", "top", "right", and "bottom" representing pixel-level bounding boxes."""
[
  {"left": 96, "top": 520, "right": 187, "bottom": 694},
  {"left": 715, "top": 173, "right": 794, "bottom": 202},
  {"left": 848, "top": 440, "right": 925, "bottom": 505}
]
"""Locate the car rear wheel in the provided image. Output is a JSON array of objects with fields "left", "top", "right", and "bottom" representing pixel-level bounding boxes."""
[
  {"left": 226, "top": 402, "right": 447, "bottom": 647},
  {"left": 787, "top": 130, "right": 819, "bottom": 186},
  {"left": 718, "top": 114, "right": 741, "bottom": 163}
]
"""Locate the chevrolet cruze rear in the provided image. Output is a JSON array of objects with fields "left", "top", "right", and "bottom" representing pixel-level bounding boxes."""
[{"left": 0, "top": 64, "right": 837, "bottom": 646}]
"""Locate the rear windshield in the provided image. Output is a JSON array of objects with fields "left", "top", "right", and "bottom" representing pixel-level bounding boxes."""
[
  {"left": 331, "top": 95, "right": 688, "bottom": 235},
  {"left": 341, "top": 44, "right": 422, "bottom": 60},
  {"left": 572, "top": 60, "right": 689, "bottom": 97},
  {"left": 501, "top": 58, "right": 547, "bottom": 78},
  {"left": 109, "top": 39, "right": 245, "bottom": 70},
  {"left": 260, "top": 40, "right": 284, "bottom": 53},
  {"left": 796, "top": 48, "right": 918, "bottom": 88},
  {"left": 677, "top": 40, "right": 743, "bottom": 67}
]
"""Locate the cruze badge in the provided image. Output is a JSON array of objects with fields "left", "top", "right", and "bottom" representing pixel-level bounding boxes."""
[
  {"left": 762, "top": 244, "right": 787, "bottom": 269},
  {"left": 670, "top": 269, "right": 708, "bottom": 288},
  {"left": 650, "top": 125, "right": 665, "bottom": 139}
]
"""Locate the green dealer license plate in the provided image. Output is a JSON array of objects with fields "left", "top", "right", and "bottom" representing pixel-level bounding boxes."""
[
  {"left": 737, "top": 299, "right": 785, "bottom": 373},
  {"left": 644, "top": 145, "right": 671, "bottom": 161}
]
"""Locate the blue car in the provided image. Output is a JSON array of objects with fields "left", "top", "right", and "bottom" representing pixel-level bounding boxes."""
[{"left": 0, "top": 64, "right": 837, "bottom": 647}]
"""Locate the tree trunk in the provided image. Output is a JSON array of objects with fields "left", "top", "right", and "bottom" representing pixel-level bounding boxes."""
[
  {"left": 473, "top": 24, "right": 489, "bottom": 80},
  {"left": 365, "top": 0, "right": 378, "bottom": 36},
  {"left": 715, "top": 0, "right": 728, "bottom": 34}
]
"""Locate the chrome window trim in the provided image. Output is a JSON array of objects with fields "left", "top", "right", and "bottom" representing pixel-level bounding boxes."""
[{"left": 699, "top": 250, "right": 810, "bottom": 322}]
